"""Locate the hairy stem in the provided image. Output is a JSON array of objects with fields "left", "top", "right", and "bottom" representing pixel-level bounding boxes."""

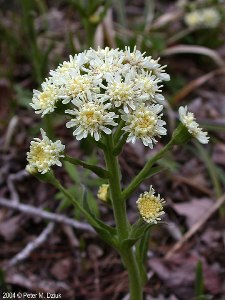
[
  {"left": 104, "top": 135, "right": 129, "bottom": 240},
  {"left": 122, "top": 248, "right": 143, "bottom": 300},
  {"left": 104, "top": 135, "right": 143, "bottom": 300}
]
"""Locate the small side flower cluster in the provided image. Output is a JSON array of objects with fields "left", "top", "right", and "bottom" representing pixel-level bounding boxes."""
[
  {"left": 26, "top": 129, "right": 65, "bottom": 174},
  {"left": 184, "top": 8, "right": 221, "bottom": 29},
  {"left": 137, "top": 186, "right": 165, "bottom": 224},
  {"left": 30, "top": 47, "right": 170, "bottom": 148},
  {"left": 97, "top": 184, "right": 109, "bottom": 202},
  {"left": 179, "top": 106, "right": 209, "bottom": 144}
]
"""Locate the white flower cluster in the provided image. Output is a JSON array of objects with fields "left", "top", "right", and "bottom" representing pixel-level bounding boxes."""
[
  {"left": 26, "top": 129, "right": 65, "bottom": 174},
  {"left": 30, "top": 47, "right": 170, "bottom": 148},
  {"left": 179, "top": 106, "right": 209, "bottom": 144},
  {"left": 184, "top": 8, "right": 221, "bottom": 29}
]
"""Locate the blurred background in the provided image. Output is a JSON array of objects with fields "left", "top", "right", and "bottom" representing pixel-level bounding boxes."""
[{"left": 0, "top": 0, "right": 225, "bottom": 299}]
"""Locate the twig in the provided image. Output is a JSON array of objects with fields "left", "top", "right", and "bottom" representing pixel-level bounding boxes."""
[
  {"left": 103, "top": 8, "right": 116, "bottom": 48},
  {"left": 7, "top": 170, "right": 29, "bottom": 203},
  {"left": 3, "top": 116, "right": 19, "bottom": 151},
  {"left": 7, "top": 222, "right": 55, "bottom": 267},
  {"left": 0, "top": 197, "right": 95, "bottom": 233},
  {"left": 6, "top": 272, "right": 71, "bottom": 294},
  {"left": 162, "top": 45, "right": 225, "bottom": 67},
  {"left": 165, "top": 194, "right": 225, "bottom": 259},
  {"left": 94, "top": 23, "right": 104, "bottom": 48},
  {"left": 172, "top": 67, "right": 225, "bottom": 103},
  {"left": 61, "top": 224, "right": 79, "bottom": 248},
  {"left": 172, "top": 174, "right": 212, "bottom": 196}
]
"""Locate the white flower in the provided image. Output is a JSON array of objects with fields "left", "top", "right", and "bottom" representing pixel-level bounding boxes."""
[
  {"left": 66, "top": 96, "right": 118, "bottom": 141},
  {"left": 83, "top": 48, "right": 126, "bottom": 80},
  {"left": 61, "top": 73, "right": 101, "bottom": 104},
  {"left": 30, "top": 47, "right": 170, "bottom": 144},
  {"left": 124, "top": 46, "right": 150, "bottom": 68},
  {"left": 202, "top": 8, "right": 221, "bottom": 28},
  {"left": 124, "top": 47, "right": 170, "bottom": 82},
  {"left": 154, "top": 65, "right": 170, "bottom": 81},
  {"left": 137, "top": 186, "right": 165, "bottom": 224},
  {"left": 26, "top": 129, "right": 65, "bottom": 174},
  {"left": 104, "top": 71, "right": 141, "bottom": 112},
  {"left": 135, "top": 70, "right": 164, "bottom": 103},
  {"left": 184, "top": 8, "right": 220, "bottom": 29},
  {"left": 30, "top": 79, "right": 61, "bottom": 117},
  {"left": 50, "top": 53, "right": 87, "bottom": 77},
  {"left": 178, "top": 106, "right": 209, "bottom": 144},
  {"left": 184, "top": 10, "right": 202, "bottom": 28},
  {"left": 122, "top": 104, "right": 167, "bottom": 148}
]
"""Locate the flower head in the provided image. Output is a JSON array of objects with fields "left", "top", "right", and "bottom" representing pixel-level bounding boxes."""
[
  {"left": 97, "top": 184, "right": 109, "bottom": 202},
  {"left": 66, "top": 96, "right": 118, "bottom": 141},
  {"left": 184, "top": 8, "right": 220, "bottom": 29},
  {"left": 135, "top": 70, "right": 164, "bottom": 103},
  {"left": 122, "top": 104, "right": 167, "bottom": 148},
  {"left": 202, "top": 8, "right": 221, "bottom": 28},
  {"left": 26, "top": 129, "right": 65, "bottom": 174},
  {"left": 31, "top": 80, "right": 61, "bottom": 117},
  {"left": 104, "top": 71, "right": 141, "bottom": 112},
  {"left": 62, "top": 73, "right": 101, "bottom": 104},
  {"left": 179, "top": 106, "right": 209, "bottom": 144},
  {"left": 30, "top": 47, "right": 170, "bottom": 147},
  {"left": 137, "top": 186, "right": 165, "bottom": 224}
]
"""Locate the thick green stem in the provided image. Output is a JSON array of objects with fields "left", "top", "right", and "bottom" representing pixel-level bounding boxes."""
[
  {"left": 104, "top": 135, "right": 129, "bottom": 240},
  {"left": 104, "top": 135, "right": 143, "bottom": 300},
  {"left": 122, "top": 248, "right": 143, "bottom": 300}
]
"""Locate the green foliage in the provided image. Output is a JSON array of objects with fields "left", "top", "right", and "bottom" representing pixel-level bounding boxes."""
[
  {"left": 194, "top": 142, "right": 222, "bottom": 198},
  {"left": 14, "top": 85, "right": 32, "bottom": 108},
  {"left": 55, "top": 160, "right": 103, "bottom": 219},
  {"left": 122, "top": 219, "right": 152, "bottom": 249},
  {"left": 68, "top": 0, "right": 112, "bottom": 47},
  {"left": 0, "top": 269, "right": 10, "bottom": 291},
  {"left": 194, "top": 260, "right": 206, "bottom": 300},
  {"left": 136, "top": 231, "right": 150, "bottom": 286},
  {"left": 82, "top": 185, "right": 118, "bottom": 247}
]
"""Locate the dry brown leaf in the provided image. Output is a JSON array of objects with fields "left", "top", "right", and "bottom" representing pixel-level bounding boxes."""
[
  {"left": 149, "top": 254, "right": 223, "bottom": 299},
  {"left": 172, "top": 67, "right": 225, "bottom": 103},
  {"left": 50, "top": 258, "right": 73, "bottom": 281},
  {"left": 172, "top": 198, "right": 213, "bottom": 228}
]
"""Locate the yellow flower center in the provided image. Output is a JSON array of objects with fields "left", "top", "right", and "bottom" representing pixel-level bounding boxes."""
[
  {"left": 97, "top": 184, "right": 109, "bottom": 202},
  {"left": 138, "top": 114, "right": 157, "bottom": 129},
  {"left": 111, "top": 82, "right": 133, "bottom": 102},
  {"left": 39, "top": 88, "right": 55, "bottom": 108},
  {"left": 31, "top": 144, "right": 50, "bottom": 163},
  {"left": 69, "top": 76, "right": 92, "bottom": 96},
  {"left": 137, "top": 195, "right": 163, "bottom": 221}
]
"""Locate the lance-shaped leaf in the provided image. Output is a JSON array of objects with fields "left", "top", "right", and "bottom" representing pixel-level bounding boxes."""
[
  {"left": 136, "top": 231, "right": 150, "bottom": 286},
  {"left": 82, "top": 185, "right": 118, "bottom": 247},
  {"left": 65, "top": 155, "right": 109, "bottom": 179},
  {"left": 121, "top": 219, "right": 152, "bottom": 249}
]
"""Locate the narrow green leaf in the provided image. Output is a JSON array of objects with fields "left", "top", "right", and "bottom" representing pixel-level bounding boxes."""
[
  {"left": 194, "top": 142, "right": 222, "bottom": 198},
  {"left": 142, "top": 165, "right": 168, "bottom": 181},
  {"left": 195, "top": 260, "right": 205, "bottom": 300},
  {"left": 122, "top": 219, "right": 152, "bottom": 248},
  {"left": 199, "top": 120, "right": 225, "bottom": 132},
  {"left": 136, "top": 231, "right": 150, "bottom": 286},
  {"left": 64, "top": 161, "right": 81, "bottom": 183},
  {"left": 81, "top": 185, "right": 117, "bottom": 246},
  {"left": 65, "top": 155, "right": 109, "bottom": 179}
]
